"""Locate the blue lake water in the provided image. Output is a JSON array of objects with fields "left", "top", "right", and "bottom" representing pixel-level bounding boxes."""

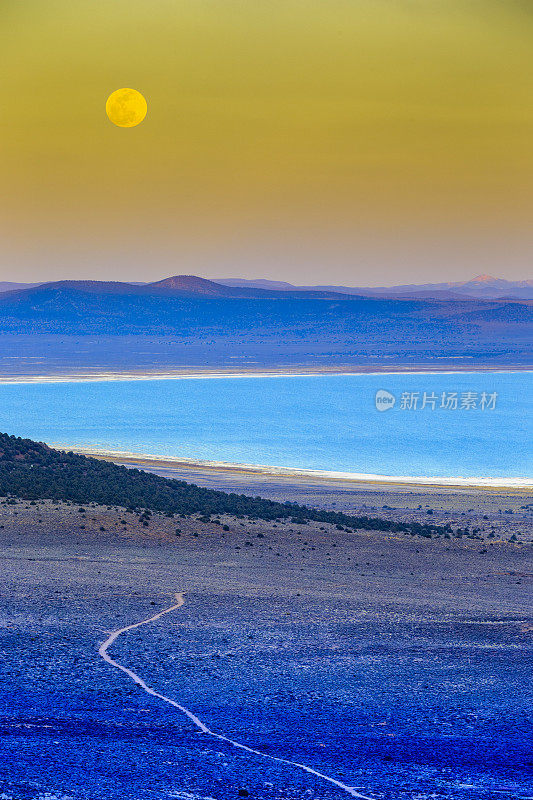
[{"left": 0, "top": 371, "right": 531, "bottom": 481}]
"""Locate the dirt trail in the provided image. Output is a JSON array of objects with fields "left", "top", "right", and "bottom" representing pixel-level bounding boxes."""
[{"left": 98, "top": 593, "right": 375, "bottom": 800}]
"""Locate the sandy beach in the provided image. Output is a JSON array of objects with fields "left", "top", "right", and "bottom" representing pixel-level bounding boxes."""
[
  {"left": 0, "top": 363, "right": 531, "bottom": 384},
  {"left": 69, "top": 448, "right": 533, "bottom": 492}
]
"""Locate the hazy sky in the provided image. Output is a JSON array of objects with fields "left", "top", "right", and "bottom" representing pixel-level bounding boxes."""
[{"left": 2, "top": 1, "right": 533, "bottom": 285}]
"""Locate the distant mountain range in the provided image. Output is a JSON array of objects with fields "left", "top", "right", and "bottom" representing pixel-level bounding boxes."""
[
  {"left": 0, "top": 275, "right": 351, "bottom": 303},
  {"left": 0, "top": 273, "right": 530, "bottom": 331},
  {"left": 2, "top": 273, "right": 531, "bottom": 300},
  {"left": 0, "top": 275, "right": 531, "bottom": 327},
  {"left": 0, "top": 274, "right": 530, "bottom": 367},
  {"left": 216, "top": 274, "right": 533, "bottom": 300}
]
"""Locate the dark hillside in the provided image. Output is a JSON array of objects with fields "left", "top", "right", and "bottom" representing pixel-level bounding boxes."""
[{"left": 0, "top": 433, "right": 449, "bottom": 537}]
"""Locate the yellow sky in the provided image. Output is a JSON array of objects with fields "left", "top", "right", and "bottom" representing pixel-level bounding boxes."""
[{"left": 2, "top": 1, "right": 533, "bottom": 283}]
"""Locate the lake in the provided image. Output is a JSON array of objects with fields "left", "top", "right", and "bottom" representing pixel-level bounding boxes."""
[{"left": 0, "top": 371, "right": 531, "bottom": 483}]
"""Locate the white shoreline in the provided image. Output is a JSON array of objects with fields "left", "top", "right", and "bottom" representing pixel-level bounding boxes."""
[
  {"left": 0, "top": 366, "right": 532, "bottom": 385},
  {"left": 64, "top": 446, "right": 533, "bottom": 490}
]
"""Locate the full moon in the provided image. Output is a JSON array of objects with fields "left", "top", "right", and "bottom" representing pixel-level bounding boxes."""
[{"left": 106, "top": 88, "right": 147, "bottom": 128}]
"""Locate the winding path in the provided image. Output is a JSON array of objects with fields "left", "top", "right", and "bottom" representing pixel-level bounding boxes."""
[{"left": 98, "top": 593, "right": 374, "bottom": 800}]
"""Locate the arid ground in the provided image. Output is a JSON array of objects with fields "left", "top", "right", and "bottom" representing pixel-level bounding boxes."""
[{"left": 0, "top": 481, "right": 531, "bottom": 800}]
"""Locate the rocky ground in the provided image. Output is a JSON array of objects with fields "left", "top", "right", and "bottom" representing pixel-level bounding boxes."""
[{"left": 0, "top": 488, "right": 531, "bottom": 800}]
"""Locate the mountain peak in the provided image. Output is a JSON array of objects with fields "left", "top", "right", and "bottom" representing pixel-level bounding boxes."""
[
  {"left": 146, "top": 274, "right": 274, "bottom": 298},
  {"left": 149, "top": 275, "right": 219, "bottom": 291},
  {"left": 470, "top": 274, "right": 499, "bottom": 283}
]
